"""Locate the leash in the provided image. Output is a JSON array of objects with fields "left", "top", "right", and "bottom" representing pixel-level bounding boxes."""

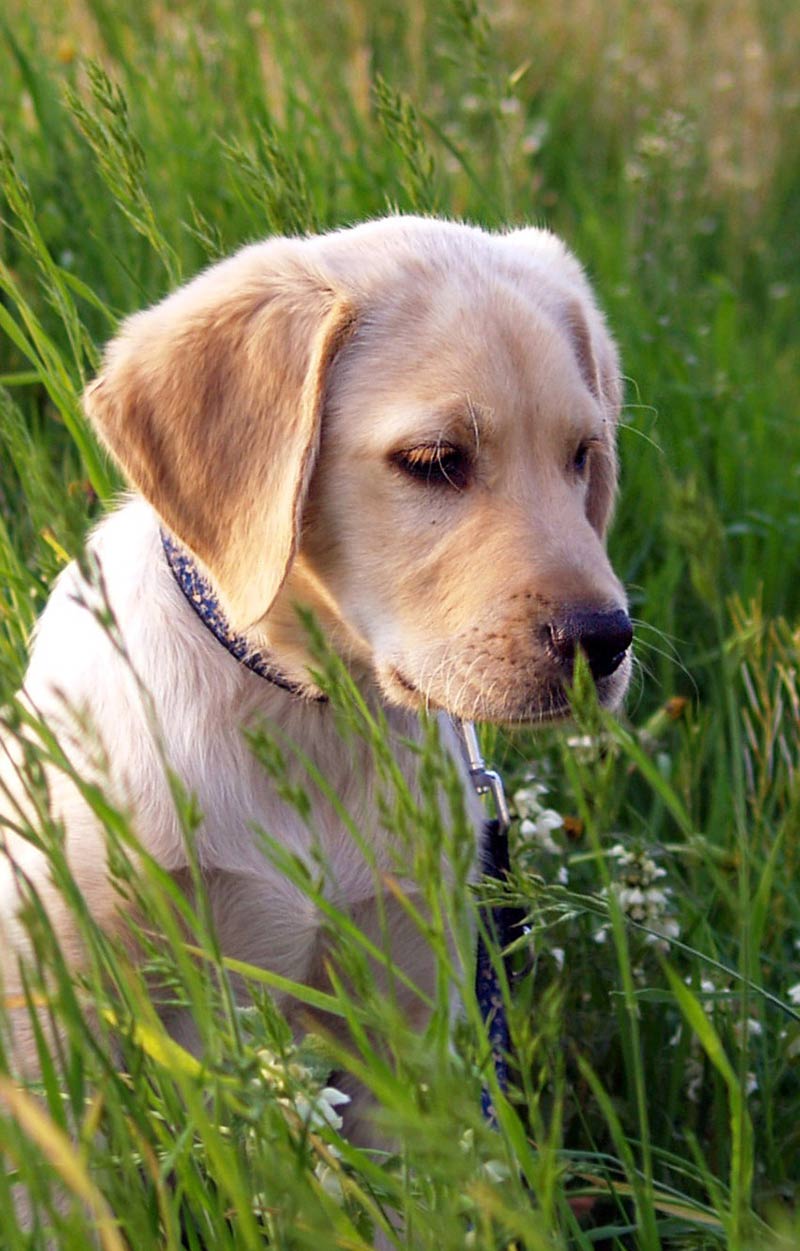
[
  {"left": 162, "top": 535, "right": 519, "bottom": 1122},
  {"left": 457, "top": 721, "right": 523, "bottom": 1123}
]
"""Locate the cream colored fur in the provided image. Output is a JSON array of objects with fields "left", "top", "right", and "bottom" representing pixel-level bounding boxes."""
[{"left": 0, "top": 215, "right": 630, "bottom": 1146}]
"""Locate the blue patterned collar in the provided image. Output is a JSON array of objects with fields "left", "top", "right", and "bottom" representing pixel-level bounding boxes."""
[{"left": 161, "top": 531, "right": 324, "bottom": 701}]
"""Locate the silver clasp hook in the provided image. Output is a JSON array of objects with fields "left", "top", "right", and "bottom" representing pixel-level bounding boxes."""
[{"left": 456, "top": 719, "right": 511, "bottom": 837}]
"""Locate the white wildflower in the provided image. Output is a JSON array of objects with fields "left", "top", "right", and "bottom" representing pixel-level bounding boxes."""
[
  {"left": 645, "top": 888, "right": 669, "bottom": 910},
  {"left": 521, "top": 118, "right": 549, "bottom": 155},
  {"left": 483, "top": 1158, "right": 511, "bottom": 1183},
  {"left": 685, "top": 1055, "right": 704, "bottom": 1103},
  {"left": 617, "top": 886, "right": 646, "bottom": 912},
  {"left": 638, "top": 133, "right": 670, "bottom": 159},
  {"left": 604, "top": 843, "right": 679, "bottom": 949},
  {"left": 733, "top": 1017, "right": 763, "bottom": 1047},
  {"left": 253, "top": 1046, "right": 350, "bottom": 1139},
  {"left": 786, "top": 1034, "right": 800, "bottom": 1061},
  {"left": 565, "top": 733, "right": 600, "bottom": 762},
  {"left": 624, "top": 158, "right": 646, "bottom": 184},
  {"left": 536, "top": 808, "right": 563, "bottom": 832},
  {"left": 787, "top": 982, "right": 800, "bottom": 1006},
  {"left": 520, "top": 809, "right": 563, "bottom": 854},
  {"left": 513, "top": 779, "right": 549, "bottom": 814},
  {"left": 314, "top": 1162, "right": 345, "bottom": 1203},
  {"left": 294, "top": 1086, "right": 351, "bottom": 1133},
  {"left": 681, "top": 981, "right": 764, "bottom": 1103},
  {"left": 514, "top": 774, "right": 565, "bottom": 854},
  {"left": 646, "top": 915, "right": 680, "bottom": 946}
]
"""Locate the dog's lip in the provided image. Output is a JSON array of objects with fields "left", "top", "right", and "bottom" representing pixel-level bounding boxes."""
[
  {"left": 386, "top": 666, "right": 449, "bottom": 713},
  {"left": 388, "top": 665, "right": 420, "bottom": 697},
  {"left": 502, "top": 703, "right": 569, "bottom": 726},
  {"left": 385, "top": 664, "right": 626, "bottom": 724},
  {"left": 385, "top": 666, "right": 572, "bottom": 724}
]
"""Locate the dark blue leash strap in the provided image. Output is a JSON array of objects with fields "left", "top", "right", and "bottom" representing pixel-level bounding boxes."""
[{"left": 476, "top": 817, "right": 527, "bottom": 1123}]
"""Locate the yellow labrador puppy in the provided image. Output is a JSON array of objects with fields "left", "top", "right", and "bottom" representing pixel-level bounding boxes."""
[{"left": 0, "top": 215, "right": 631, "bottom": 1127}]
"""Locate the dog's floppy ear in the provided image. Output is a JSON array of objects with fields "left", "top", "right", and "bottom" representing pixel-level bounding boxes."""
[
  {"left": 506, "top": 227, "right": 622, "bottom": 536},
  {"left": 84, "top": 242, "right": 356, "bottom": 630},
  {"left": 560, "top": 292, "right": 620, "bottom": 536}
]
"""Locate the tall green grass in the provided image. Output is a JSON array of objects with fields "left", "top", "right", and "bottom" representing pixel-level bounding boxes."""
[{"left": 1, "top": 1, "right": 799, "bottom": 1246}]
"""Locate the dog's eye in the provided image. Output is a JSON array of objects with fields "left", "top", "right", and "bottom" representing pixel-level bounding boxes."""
[
  {"left": 572, "top": 441, "right": 593, "bottom": 475},
  {"left": 392, "top": 443, "right": 472, "bottom": 490}
]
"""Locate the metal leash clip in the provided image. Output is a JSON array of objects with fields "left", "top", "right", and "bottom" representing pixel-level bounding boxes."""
[
  {"left": 457, "top": 719, "right": 511, "bottom": 837},
  {"left": 454, "top": 718, "right": 517, "bottom": 1119}
]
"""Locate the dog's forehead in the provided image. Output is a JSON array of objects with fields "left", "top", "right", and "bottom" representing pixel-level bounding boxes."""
[{"left": 327, "top": 260, "right": 596, "bottom": 451}]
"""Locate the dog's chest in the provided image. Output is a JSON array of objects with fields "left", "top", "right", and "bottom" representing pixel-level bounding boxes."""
[
  {"left": 163, "top": 695, "right": 484, "bottom": 988},
  {"left": 181, "top": 691, "right": 477, "bottom": 900}
]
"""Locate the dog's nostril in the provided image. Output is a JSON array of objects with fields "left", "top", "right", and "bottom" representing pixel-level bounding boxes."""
[
  {"left": 544, "top": 621, "right": 575, "bottom": 664},
  {"left": 545, "top": 610, "right": 633, "bottom": 681}
]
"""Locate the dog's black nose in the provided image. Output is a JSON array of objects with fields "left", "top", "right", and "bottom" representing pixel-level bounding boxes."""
[{"left": 545, "top": 609, "right": 633, "bottom": 680}]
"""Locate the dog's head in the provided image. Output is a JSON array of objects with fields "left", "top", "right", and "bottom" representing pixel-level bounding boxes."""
[{"left": 84, "top": 217, "right": 631, "bottom": 723}]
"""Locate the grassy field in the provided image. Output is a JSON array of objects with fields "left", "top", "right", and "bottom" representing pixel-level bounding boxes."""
[{"left": 1, "top": 0, "right": 799, "bottom": 1247}]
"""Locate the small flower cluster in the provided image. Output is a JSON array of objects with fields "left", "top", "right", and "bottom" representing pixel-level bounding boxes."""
[
  {"left": 624, "top": 108, "right": 697, "bottom": 186},
  {"left": 246, "top": 1044, "right": 352, "bottom": 1213},
  {"left": 513, "top": 775, "right": 565, "bottom": 856},
  {"left": 677, "top": 979, "right": 761, "bottom": 1102},
  {"left": 512, "top": 769, "right": 683, "bottom": 976},
  {"left": 597, "top": 843, "right": 680, "bottom": 951},
  {"left": 254, "top": 1046, "right": 350, "bottom": 1136}
]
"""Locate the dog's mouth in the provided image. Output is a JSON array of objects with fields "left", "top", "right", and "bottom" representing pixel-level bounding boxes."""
[
  {"left": 388, "top": 665, "right": 422, "bottom": 698},
  {"left": 383, "top": 661, "right": 628, "bottom": 725}
]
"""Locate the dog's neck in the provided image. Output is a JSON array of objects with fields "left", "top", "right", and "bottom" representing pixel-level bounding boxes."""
[{"left": 162, "top": 532, "right": 373, "bottom": 701}]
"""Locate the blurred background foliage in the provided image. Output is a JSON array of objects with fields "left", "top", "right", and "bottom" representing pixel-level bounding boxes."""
[{"left": 1, "top": 1, "right": 800, "bottom": 1247}]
